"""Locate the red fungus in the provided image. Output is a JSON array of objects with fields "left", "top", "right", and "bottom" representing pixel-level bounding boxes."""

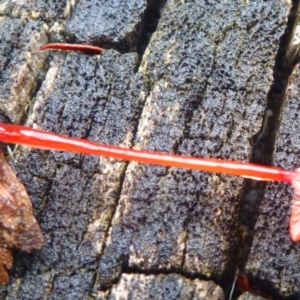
[
  {"left": 39, "top": 43, "right": 105, "bottom": 54},
  {"left": 0, "top": 123, "right": 298, "bottom": 242},
  {"left": 289, "top": 172, "right": 300, "bottom": 242}
]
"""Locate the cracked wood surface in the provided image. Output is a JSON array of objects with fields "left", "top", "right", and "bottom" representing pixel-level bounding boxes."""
[{"left": 0, "top": 0, "right": 299, "bottom": 299}]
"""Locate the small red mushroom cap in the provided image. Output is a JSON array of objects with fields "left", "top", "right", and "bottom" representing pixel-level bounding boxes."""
[
  {"left": 290, "top": 169, "right": 300, "bottom": 242},
  {"left": 290, "top": 206, "right": 300, "bottom": 242}
]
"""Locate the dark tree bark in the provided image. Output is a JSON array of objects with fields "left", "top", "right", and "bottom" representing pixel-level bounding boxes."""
[{"left": 0, "top": 1, "right": 299, "bottom": 299}]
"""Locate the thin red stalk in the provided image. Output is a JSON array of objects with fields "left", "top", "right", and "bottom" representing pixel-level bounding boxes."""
[
  {"left": 0, "top": 123, "right": 293, "bottom": 184},
  {"left": 39, "top": 43, "right": 105, "bottom": 54},
  {"left": 1, "top": 123, "right": 300, "bottom": 242}
]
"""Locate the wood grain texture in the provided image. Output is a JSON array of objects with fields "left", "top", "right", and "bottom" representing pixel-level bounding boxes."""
[{"left": 0, "top": 0, "right": 298, "bottom": 299}]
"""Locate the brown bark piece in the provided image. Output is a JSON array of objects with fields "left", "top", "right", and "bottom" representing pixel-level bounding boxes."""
[
  {"left": 0, "top": 153, "right": 44, "bottom": 285},
  {"left": 0, "top": 247, "right": 13, "bottom": 285}
]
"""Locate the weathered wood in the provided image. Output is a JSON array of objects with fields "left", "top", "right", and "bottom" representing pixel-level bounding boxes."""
[
  {"left": 0, "top": 0, "right": 297, "bottom": 299},
  {"left": 106, "top": 274, "right": 224, "bottom": 300},
  {"left": 66, "top": 0, "right": 148, "bottom": 52},
  {"left": 237, "top": 292, "right": 267, "bottom": 300},
  {"left": 245, "top": 66, "right": 300, "bottom": 299}
]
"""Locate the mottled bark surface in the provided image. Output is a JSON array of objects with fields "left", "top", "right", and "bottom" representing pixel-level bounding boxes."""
[{"left": 0, "top": 0, "right": 299, "bottom": 299}]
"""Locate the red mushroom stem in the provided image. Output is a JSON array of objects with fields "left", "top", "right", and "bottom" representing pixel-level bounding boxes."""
[{"left": 0, "top": 122, "right": 298, "bottom": 242}]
